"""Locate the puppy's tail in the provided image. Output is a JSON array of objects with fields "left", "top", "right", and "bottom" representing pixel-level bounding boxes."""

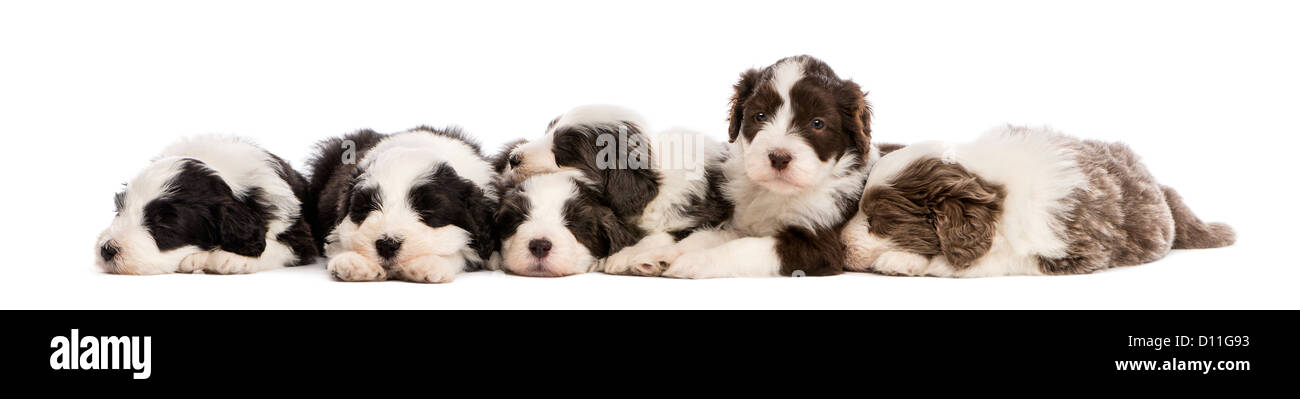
[{"left": 1162, "top": 185, "right": 1236, "bottom": 249}]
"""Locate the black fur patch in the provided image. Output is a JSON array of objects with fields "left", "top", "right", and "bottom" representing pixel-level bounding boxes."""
[
  {"left": 305, "top": 129, "right": 387, "bottom": 250},
  {"left": 409, "top": 163, "right": 497, "bottom": 267},
  {"left": 142, "top": 160, "right": 270, "bottom": 257},
  {"left": 551, "top": 122, "right": 661, "bottom": 222}
]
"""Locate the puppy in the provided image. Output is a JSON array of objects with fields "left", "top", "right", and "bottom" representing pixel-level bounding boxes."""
[
  {"left": 496, "top": 104, "right": 730, "bottom": 276},
  {"left": 490, "top": 171, "right": 643, "bottom": 277},
  {"left": 613, "top": 55, "right": 881, "bottom": 278},
  {"left": 842, "top": 125, "right": 1236, "bottom": 277},
  {"left": 95, "top": 136, "right": 317, "bottom": 275},
  {"left": 307, "top": 127, "right": 496, "bottom": 283}
]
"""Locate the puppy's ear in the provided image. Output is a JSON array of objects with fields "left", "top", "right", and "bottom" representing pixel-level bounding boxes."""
[
  {"left": 491, "top": 138, "right": 527, "bottom": 174},
  {"left": 836, "top": 80, "right": 872, "bottom": 157},
  {"left": 728, "top": 68, "right": 760, "bottom": 143},
  {"left": 594, "top": 205, "right": 643, "bottom": 257},
  {"left": 553, "top": 125, "right": 658, "bottom": 220},
  {"left": 930, "top": 176, "right": 1003, "bottom": 269},
  {"left": 216, "top": 200, "right": 268, "bottom": 257}
]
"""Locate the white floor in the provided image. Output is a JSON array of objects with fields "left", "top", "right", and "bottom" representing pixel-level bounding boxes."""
[{"left": 5, "top": 228, "right": 1288, "bottom": 310}]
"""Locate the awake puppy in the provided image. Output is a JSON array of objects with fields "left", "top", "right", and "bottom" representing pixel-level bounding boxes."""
[
  {"left": 842, "top": 126, "right": 1236, "bottom": 277},
  {"left": 307, "top": 127, "right": 496, "bottom": 283},
  {"left": 95, "top": 136, "right": 317, "bottom": 275},
  {"left": 613, "top": 55, "right": 881, "bottom": 278},
  {"left": 491, "top": 171, "right": 643, "bottom": 277}
]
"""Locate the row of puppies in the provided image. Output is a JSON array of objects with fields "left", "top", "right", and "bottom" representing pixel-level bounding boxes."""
[{"left": 95, "top": 55, "right": 1235, "bottom": 280}]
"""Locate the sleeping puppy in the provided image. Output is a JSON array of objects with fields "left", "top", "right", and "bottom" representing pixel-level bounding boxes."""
[
  {"left": 95, "top": 135, "right": 317, "bottom": 274},
  {"left": 842, "top": 125, "right": 1236, "bottom": 277},
  {"left": 613, "top": 55, "right": 881, "bottom": 278},
  {"left": 497, "top": 104, "right": 730, "bottom": 276},
  {"left": 307, "top": 127, "right": 496, "bottom": 283},
  {"left": 490, "top": 170, "right": 643, "bottom": 277}
]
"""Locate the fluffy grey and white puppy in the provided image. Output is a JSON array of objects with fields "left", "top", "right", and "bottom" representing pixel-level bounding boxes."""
[
  {"left": 307, "top": 127, "right": 497, "bottom": 283},
  {"left": 95, "top": 135, "right": 317, "bottom": 275},
  {"left": 842, "top": 125, "right": 1236, "bottom": 277}
]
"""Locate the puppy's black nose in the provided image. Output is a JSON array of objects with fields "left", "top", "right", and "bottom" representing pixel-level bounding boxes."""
[
  {"left": 769, "top": 151, "right": 793, "bottom": 171},
  {"left": 375, "top": 237, "right": 402, "bottom": 259},
  {"left": 508, "top": 153, "right": 522, "bottom": 168},
  {"left": 528, "top": 239, "right": 552, "bottom": 258},
  {"left": 100, "top": 243, "right": 119, "bottom": 262}
]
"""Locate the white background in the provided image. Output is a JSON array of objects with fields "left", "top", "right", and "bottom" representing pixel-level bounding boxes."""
[{"left": 1, "top": 0, "right": 1295, "bottom": 309}]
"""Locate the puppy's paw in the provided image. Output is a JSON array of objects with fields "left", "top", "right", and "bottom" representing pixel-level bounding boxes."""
[
  {"left": 661, "top": 250, "right": 723, "bottom": 279},
  {"left": 328, "top": 252, "right": 386, "bottom": 281},
  {"left": 870, "top": 251, "right": 930, "bottom": 276},
  {"left": 623, "top": 246, "right": 682, "bottom": 277},
  {"left": 396, "top": 255, "right": 460, "bottom": 284},
  {"left": 204, "top": 251, "right": 258, "bottom": 274},
  {"left": 178, "top": 251, "right": 211, "bottom": 273}
]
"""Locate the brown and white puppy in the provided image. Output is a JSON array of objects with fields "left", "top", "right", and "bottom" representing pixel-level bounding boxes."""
[
  {"left": 842, "top": 125, "right": 1236, "bottom": 277},
  {"left": 95, "top": 136, "right": 318, "bottom": 275},
  {"left": 490, "top": 171, "right": 643, "bottom": 277},
  {"left": 307, "top": 127, "right": 497, "bottom": 283},
  {"left": 612, "top": 55, "right": 881, "bottom": 278}
]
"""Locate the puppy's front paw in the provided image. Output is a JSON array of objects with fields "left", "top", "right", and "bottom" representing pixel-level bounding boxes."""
[
  {"left": 661, "top": 250, "right": 722, "bottom": 279},
  {"left": 870, "top": 251, "right": 930, "bottom": 276},
  {"left": 623, "top": 246, "right": 682, "bottom": 277},
  {"left": 397, "top": 255, "right": 460, "bottom": 284},
  {"left": 179, "top": 251, "right": 210, "bottom": 273},
  {"left": 328, "top": 252, "right": 386, "bottom": 281},
  {"left": 204, "top": 251, "right": 257, "bottom": 274}
]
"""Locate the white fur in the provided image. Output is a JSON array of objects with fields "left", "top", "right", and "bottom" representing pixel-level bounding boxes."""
[
  {"left": 324, "top": 129, "right": 491, "bottom": 283},
  {"left": 498, "top": 171, "right": 596, "bottom": 277},
  {"left": 95, "top": 135, "right": 299, "bottom": 275},
  {"left": 856, "top": 126, "right": 1087, "bottom": 277}
]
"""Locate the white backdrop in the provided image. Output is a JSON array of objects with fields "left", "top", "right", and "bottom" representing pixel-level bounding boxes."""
[{"left": 1, "top": 0, "right": 1295, "bottom": 309}]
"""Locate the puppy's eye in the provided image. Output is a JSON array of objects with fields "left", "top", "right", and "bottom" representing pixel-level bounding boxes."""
[
  {"left": 811, "top": 119, "right": 825, "bottom": 129},
  {"left": 754, "top": 112, "right": 768, "bottom": 122},
  {"left": 113, "top": 192, "right": 125, "bottom": 214},
  {"left": 508, "top": 153, "right": 522, "bottom": 168}
]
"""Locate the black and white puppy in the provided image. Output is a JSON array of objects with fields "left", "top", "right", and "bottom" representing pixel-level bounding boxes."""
[
  {"left": 307, "top": 127, "right": 496, "bottom": 283},
  {"left": 616, "top": 55, "right": 881, "bottom": 278},
  {"left": 95, "top": 136, "right": 318, "bottom": 275},
  {"left": 497, "top": 104, "right": 729, "bottom": 276},
  {"left": 490, "top": 170, "right": 643, "bottom": 277}
]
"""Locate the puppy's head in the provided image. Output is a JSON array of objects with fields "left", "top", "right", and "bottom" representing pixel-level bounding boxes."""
[
  {"left": 96, "top": 158, "right": 267, "bottom": 274},
  {"left": 500, "top": 104, "right": 659, "bottom": 219},
  {"left": 860, "top": 156, "right": 1005, "bottom": 269},
  {"left": 493, "top": 171, "right": 642, "bottom": 277},
  {"left": 728, "top": 55, "right": 872, "bottom": 194},
  {"left": 328, "top": 137, "right": 491, "bottom": 278}
]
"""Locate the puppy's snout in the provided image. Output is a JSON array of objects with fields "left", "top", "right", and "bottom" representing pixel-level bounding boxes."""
[
  {"left": 508, "top": 153, "right": 523, "bottom": 168},
  {"left": 768, "top": 150, "right": 793, "bottom": 171},
  {"left": 528, "top": 238, "right": 552, "bottom": 259},
  {"left": 100, "top": 242, "right": 119, "bottom": 262},
  {"left": 375, "top": 237, "right": 403, "bottom": 259}
]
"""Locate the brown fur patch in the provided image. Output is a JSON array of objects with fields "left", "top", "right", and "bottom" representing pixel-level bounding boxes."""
[
  {"left": 1039, "top": 140, "right": 1177, "bottom": 274},
  {"left": 726, "top": 55, "right": 873, "bottom": 161},
  {"left": 861, "top": 157, "right": 1005, "bottom": 269}
]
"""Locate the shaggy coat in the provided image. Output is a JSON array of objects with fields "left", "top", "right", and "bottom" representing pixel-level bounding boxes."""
[
  {"left": 307, "top": 127, "right": 497, "bottom": 283},
  {"left": 493, "top": 104, "right": 730, "bottom": 276},
  {"left": 95, "top": 135, "right": 317, "bottom": 275},
  {"left": 607, "top": 55, "right": 881, "bottom": 278},
  {"left": 842, "top": 125, "right": 1235, "bottom": 277}
]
